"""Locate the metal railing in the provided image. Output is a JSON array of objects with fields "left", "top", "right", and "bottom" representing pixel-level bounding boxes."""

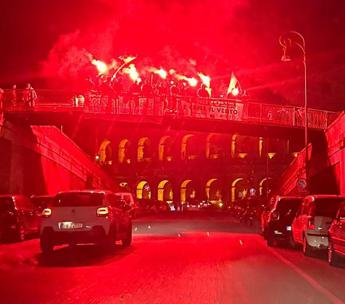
[{"left": 1, "top": 89, "right": 338, "bottom": 130}]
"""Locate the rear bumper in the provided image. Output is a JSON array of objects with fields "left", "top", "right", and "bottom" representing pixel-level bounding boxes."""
[
  {"left": 266, "top": 224, "right": 293, "bottom": 241},
  {"left": 305, "top": 233, "right": 328, "bottom": 249},
  {"left": 41, "top": 226, "right": 108, "bottom": 245}
]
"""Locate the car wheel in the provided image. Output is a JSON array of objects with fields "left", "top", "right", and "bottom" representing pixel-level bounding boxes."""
[
  {"left": 328, "top": 242, "right": 341, "bottom": 267},
  {"left": 40, "top": 238, "right": 54, "bottom": 255},
  {"left": 303, "top": 235, "right": 313, "bottom": 257},
  {"left": 16, "top": 224, "right": 25, "bottom": 242},
  {"left": 122, "top": 224, "right": 132, "bottom": 247}
]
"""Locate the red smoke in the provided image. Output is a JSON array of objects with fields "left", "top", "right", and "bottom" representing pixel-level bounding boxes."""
[{"left": 41, "top": 0, "right": 250, "bottom": 87}]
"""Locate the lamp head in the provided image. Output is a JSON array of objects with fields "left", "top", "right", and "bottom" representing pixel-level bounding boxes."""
[{"left": 281, "top": 46, "right": 292, "bottom": 62}]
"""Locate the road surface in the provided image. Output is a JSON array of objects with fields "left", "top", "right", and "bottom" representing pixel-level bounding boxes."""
[{"left": 0, "top": 213, "right": 344, "bottom": 304}]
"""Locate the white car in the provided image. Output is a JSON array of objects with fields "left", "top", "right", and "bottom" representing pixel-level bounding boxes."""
[
  {"left": 292, "top": 194, "right": 344, "bottom": 256},
  {"left": 40, "top": 190, "right": 132, "bottom": 254}
]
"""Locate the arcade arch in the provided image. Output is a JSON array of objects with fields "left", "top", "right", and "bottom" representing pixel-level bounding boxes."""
[
  {"left": 180, "top": 179, "right": 196, "bottom": 203},
  {"left": 118, "top": 139, "right": 130, "bottom": 164},
  {"left": 138, "top": 137, "right": 152, "bottom": 162},
  {"left": 98, "top": 139, "right": 113, "bottom": 165},
  {"left": 159, "top": 136, "right": 173, "bottom": 161},
  {"left": 158, "top": 180, "right": 173, "bottom": 202},
  {"left": 205, "top": 178, "right": 222, "bottom": 201},
  {"left": 231, "top": 178, "right": 249, "bottom": 202},
  {"left": 136, "top": 180, "right": 151, "bottom": 199}
]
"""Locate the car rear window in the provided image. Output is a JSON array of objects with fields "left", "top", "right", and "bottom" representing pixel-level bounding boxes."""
[
  {"left": 0, "top": 198, "right": 14, "bottom": 213},
  {"left": 276, "top": 199, "right": 301, "bottom": 215},
  {"left": 55, "top": 193, "right": 104, "bottom": 207},
  {"left": 313, "top": 198, "right": 345, "bottom": 217}
]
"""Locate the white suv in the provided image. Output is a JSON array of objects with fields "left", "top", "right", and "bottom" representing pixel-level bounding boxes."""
[
  {"left": 40, "top": 190, "right": 132, "bottom": 254},
  {"left": 292, "top": 195, "right": 344, "bottom": 256}
]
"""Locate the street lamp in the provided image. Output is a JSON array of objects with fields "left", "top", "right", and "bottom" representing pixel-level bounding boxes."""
[{"left": 279, "top": 31, "right": 309, "bottom": 192}]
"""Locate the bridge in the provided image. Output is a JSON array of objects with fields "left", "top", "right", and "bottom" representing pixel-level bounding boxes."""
[{"left": 1, "top": 89, "right": 338, "bottom": 140}]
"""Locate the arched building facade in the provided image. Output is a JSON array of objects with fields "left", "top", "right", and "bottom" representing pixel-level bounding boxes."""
[{"left": 91, "top": 127, "right": 295, "bottom": 206}]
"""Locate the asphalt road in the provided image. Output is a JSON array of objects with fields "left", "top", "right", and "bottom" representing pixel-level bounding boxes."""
[{"left": 0, "top": 213, "right": 344, "bottom": 304}]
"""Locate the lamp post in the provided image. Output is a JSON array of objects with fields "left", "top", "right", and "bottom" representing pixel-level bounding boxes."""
[{"left": 279, "top": 31, "right": 309, "bottom": 192}]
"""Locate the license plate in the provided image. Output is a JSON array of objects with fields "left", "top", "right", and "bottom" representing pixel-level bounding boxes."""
[
  {"left": 58, "top": 222, "right": 83, "bottom": 230},
  {"left": 286, "top": 226, "right": 292, "bottom": 231}
]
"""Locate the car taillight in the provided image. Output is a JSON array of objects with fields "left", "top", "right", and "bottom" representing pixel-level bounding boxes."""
[
  {"left": 42, "top": 208, "right": 52, "bottom": 217},
  {"left": 97, "top": 207, "right": 109, "bottom": 217},
  {"left": 307, "top": 218, "right": 315, "bottom": 229},
  {"left": 270, "top": 210, "right": 280, "bottom": 221}
]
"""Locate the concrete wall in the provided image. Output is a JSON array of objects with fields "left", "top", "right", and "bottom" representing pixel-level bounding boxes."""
[
  {"left": 0, "top": 119, "right": 116, "bottom": 195},
  {"left": 278, "top": 111, "right": 344, "bottom": 196}
]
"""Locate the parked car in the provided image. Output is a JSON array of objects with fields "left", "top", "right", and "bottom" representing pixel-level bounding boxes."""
[
  {"left": 328, "top": 201, "right": 345, "bottom": 266},
  {"left": 31, "top": 195, "right": 55, "bottom": 213},
  {"left": 40, "top": 190, "right": 132, "bottom": 254},
  {"left": 0, "top": 194, "right": 40, "bottom": 242},
  {"left": 292, "top": 195, "right": 344, "bottom": 256},
  {"left": 114, "top": 192, "right": 140, "bottom": 218},
  {"left": 262, "top": 196, "right": 302, "bottom": 246},
  {"left": 260, "top": 196, "right": 275, "bottom": 236}
]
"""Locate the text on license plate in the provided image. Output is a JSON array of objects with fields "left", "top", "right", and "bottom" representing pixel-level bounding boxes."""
[{"left": 58, "top": 222, "right": 83, "bottom": 230}]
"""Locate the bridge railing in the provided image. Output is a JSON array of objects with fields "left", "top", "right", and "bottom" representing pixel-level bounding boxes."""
[{"left": 1, "top": 89, "right": 337, "bottom": 130}]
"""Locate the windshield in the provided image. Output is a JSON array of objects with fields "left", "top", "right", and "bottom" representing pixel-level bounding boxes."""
[
  {"left": 0, "top": 198, "right": 15, "bottom": 213},
  {"left": 313, "top": 198, "right": 345, "bottom": 217},
  {"left": 55, "top": 192, "right": 104, "bottom": 207},
  {"left": 276, "top": 199, "right": 301, "bottom": 215}
]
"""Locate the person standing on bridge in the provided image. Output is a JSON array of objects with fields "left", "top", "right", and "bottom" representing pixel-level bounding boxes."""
[
  {"left": 22, "top": 83, "right": 37, "bottom": 109},
  {"left": 11, "top": 84, "right": 17, "bottom": 109}
]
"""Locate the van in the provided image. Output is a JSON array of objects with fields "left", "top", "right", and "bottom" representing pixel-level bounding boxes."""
[{"left": 292, "top": 195, "right": 345, "bottom": 256}]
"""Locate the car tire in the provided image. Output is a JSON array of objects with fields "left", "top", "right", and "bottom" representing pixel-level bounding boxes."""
[
  {"left": 303, "top": 235, "right": 313, "bottom": 257},
  {"left": 16, "top": 224, "right": 26, "bottom": 242},
  {"left": 40, "top": 238, "right": 54, "bottom": 255},
  {"left": 328, "top": 242, "right": 342, "bottom": 267},
  {"left": 122, "top": 224, "right": 132, "bottom": 247}
]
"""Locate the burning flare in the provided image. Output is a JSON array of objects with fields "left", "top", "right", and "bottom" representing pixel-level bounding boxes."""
[
  {"left": 123, "top": 64, "right": 141, "bottom": 83},
  {"left": 175, "top": 74, "right": 198, "bottom": 87},
  {"left": 91, "top": 59, "right": 109, "bottom": 75},
  {"left": 198, "top": 72, "right": 212, "bottom": 95},
  {"left": 148, "top": 67, "right": 168, "bottom": 79}
]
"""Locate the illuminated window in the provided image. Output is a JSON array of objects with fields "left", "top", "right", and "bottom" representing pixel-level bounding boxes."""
[
  {"left": 138, "top": 137, "right": 152, "bottom": 162},
  {"left": 118, "top": 139, "right": 130, "bottom": 164}
]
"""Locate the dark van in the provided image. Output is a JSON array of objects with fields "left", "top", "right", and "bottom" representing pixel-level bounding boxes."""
[{"left": 0, "top": 195, "right": 40, "bottom": 242}]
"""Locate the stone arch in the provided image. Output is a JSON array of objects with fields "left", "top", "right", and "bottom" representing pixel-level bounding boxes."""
[
  {"left": 136, "top": 180, "right": 151, "bottom": 199},
  {"left": 205, "top": 178, "right": 222, "bottom": 201},
  {"left": 181, "top": 134, "right": 198, "bottom": 160},
  {"left": 98, "top": 139, "right": 113, "bottom": 165},
  {"left": 259, "top": 177, "right": 272, "bottom": 197},
  {"left": 206, "top": 134, "right": 226, "bottom": 160},
  {"left": 159, "top": 135, "right": 173, "bottom": 161},
  {"left": 158, "top": 179, "right": 173, "bottom": 202},
  {"left": 180, "top": 179, "right": 196, "bottom": 203},
  {"left": 235, "top": 135, "right": 259, "bottom": 158},
  {"left": 231, "top": 178, "right": 249, "bottom": 202},
  {"left": 118, "top": 138, "right": 130, "bottom": 164},
  {"left": 137, "top": 137, "right": 152, "bottom": 162}
]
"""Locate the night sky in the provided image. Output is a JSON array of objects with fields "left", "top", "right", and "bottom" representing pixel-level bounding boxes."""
[{"left": 1, "top": 0, "right": 345, "bottom": 110}]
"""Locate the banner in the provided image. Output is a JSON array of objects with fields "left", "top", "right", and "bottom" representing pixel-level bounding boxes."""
[{"left": 181, "top": 99, "right": 243, "bottom": 121}]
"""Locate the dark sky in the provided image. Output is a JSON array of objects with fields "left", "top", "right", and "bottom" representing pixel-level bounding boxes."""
[{"left": 1, "top": 0, "right": 345, "bottom": 110}]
